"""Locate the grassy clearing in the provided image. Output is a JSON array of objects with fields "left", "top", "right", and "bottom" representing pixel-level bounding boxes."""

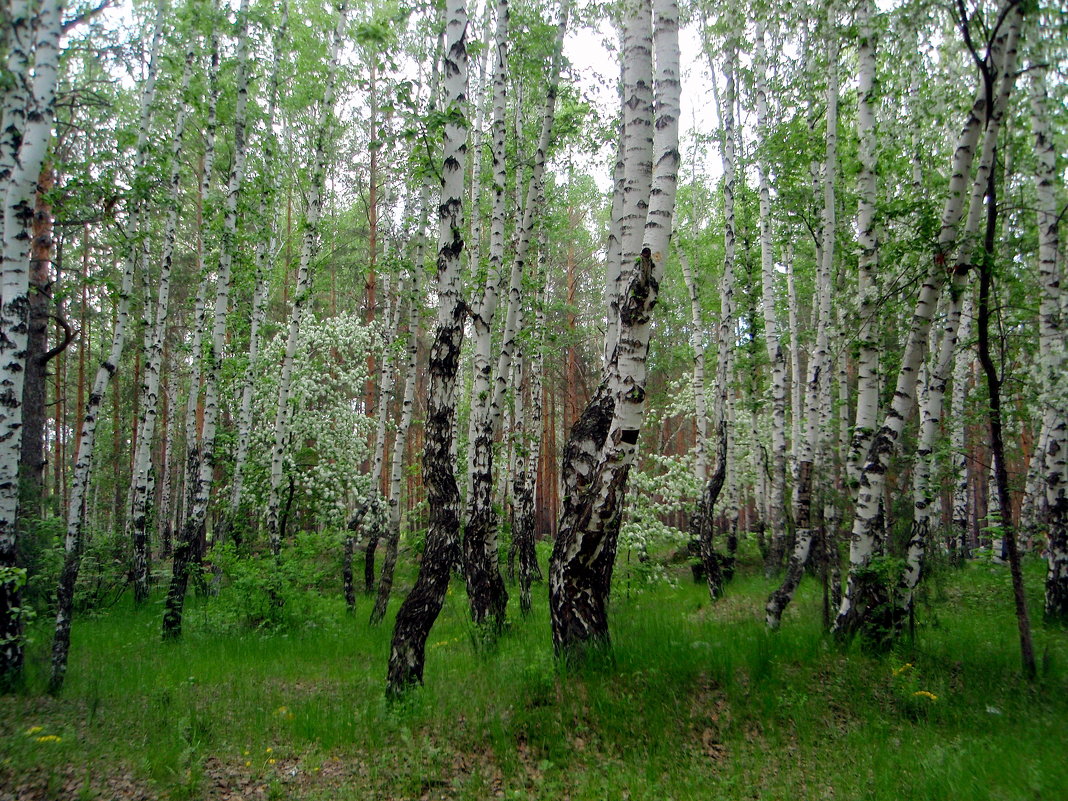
[{"left": 2, "top": 554, "right": 1066, "bottom": 800}]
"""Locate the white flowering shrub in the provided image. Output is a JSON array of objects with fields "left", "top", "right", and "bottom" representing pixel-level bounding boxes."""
[
  {"left": 240, "top": 312, "right": 378, "bottom": 532},
  {"left": 616, "top": 452, "right": 703, "bottom": 589}
]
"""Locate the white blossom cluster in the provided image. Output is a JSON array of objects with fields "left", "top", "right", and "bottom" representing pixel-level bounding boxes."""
[{"left": 240, "top": 312, "right": 378, "bottom": 530}]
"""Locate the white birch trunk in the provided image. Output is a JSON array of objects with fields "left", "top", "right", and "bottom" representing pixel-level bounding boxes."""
[
  {"left": 48, "top": 0, "right": 164, "bottom": 689},
  {"left": 753, "top": 21, "right": 788, "bottom": 576},
  {"left": 949, "top": 291, "right": 974, "bottom": 557},
  {"left": 848, "top": 0, "right": 880, "bottom": 487},
  {"left": 388, "top": 0, "right": 470, "bottom": 693},
  {"left": 463, "top": 0, "right": 511, "bottom": 627},
  {"left": 549, "top": 0, "right": 678, "bottom": 652},
  {"left": 1, "top": 0, "right": 64, "bottom": 683},
  {"left": 1030, "top": 60, "right": 1068, "bottom": 619},
  {"left": 767, "top": 5, "right": 837, "bottom": 628},
  {"left": 680, "top": 253, "right": 707, "bottom": 484}
]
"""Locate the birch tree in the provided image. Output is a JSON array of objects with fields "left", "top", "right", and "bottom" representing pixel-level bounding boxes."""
[
  {"left": 128, "top": 25, "right": 202, "bottom": 606},
  {"left": 164, "top": 0, "right": 257, "bottom": 638},
  {"left": 48, "top": 0, "right": 166, "bottom": 690},
  {"left": 387, "top": 0, "right": 469, "bottom": 694},
  {"left": 549, "top": 0, "right": 679, "bottom": 654},
  {"left": 766, "top": 3, "right": 838, "bottom": 628},
  {"left": 228, "top": 0, "right": 289, "bottom": 533},
  {"left": 752, "top": 20, "right": 788, "bottom": 578},
  {"left": 0, "top": 0, "right": 65, "bottom": 686},
  {"left": 834, "top": 0, "right": 1023, "bottom": 639}
]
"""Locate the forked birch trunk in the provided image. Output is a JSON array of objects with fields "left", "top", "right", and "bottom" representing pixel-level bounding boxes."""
[
  {"left": 463, "top": 0, "right": 512, "bottom": 629},
  {"left": 834, "top": 2, "right": 1022, "bottom": 638},
  {"left": 549, "top": 0, "right": 679, "bottom": 654}
]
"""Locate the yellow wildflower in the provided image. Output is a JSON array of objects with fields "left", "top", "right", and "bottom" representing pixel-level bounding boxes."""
[
  {"left": 25, "top": 726, "right": 43, "bottom": 735},
  {"left": 243, "top": 750, "right": 250, "bottom": 756},
  {"left": 265, "top": 747, "right": 273, "bottom": 754},
  {"left": 912, "top": 690, "right": 938, "bottom": 701},
  {"left": 35, "top": 735, "right": 62, "bottom": 743},
  {"left": 892, "top": 663, "right": 913, "bottom": 677},
  {"left": 268, "top": 758, "right": 277, "bottom": 765},
  {"left": 245, "top": 761, "right": 251, "bottom": 768},
  {"left": 275, "top": 706, "right": 289, "bottom": 717}
]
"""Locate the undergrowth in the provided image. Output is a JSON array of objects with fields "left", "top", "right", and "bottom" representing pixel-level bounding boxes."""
[{"left": 1, "top": 552, "right": 1065, "bottom": 801}]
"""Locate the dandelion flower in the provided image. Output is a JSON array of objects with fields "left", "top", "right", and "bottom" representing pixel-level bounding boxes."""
[
  {"left": 275, "top": 706, "right": 289, "bottom": 716},
  {"left": 265, "top": 747, "right": 273, "bottom": 754},
  {"left": 25, "top": 726, "right": 43, "bottom": 735},
  {"left": 268, "top": 758, "right": 277, "bottom": 765},
  {"left": 912, "top": 690, "right": 938, "bottom": 701},
  {"left": 892, "top": 663, "right": 914, "bottom": 677},
  {"left": 245, "top": 761, "right": 251, "bottom": 768},
  {"left": 35, "top": 735, "right": 62, "bottom": 743}
]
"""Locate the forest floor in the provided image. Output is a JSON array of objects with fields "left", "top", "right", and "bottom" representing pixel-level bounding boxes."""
[{"left": 2, "top": 547, "right": 1067, "bottom": 801}]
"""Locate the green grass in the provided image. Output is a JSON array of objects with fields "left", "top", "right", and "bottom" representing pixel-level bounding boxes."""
[{"left": 2, "top": 554, "right": 1066, "bottom": 800}]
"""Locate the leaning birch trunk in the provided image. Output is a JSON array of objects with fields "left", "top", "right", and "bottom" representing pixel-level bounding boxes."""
[
  {"left": 753, "top": 21, "right": 788, "bottom": 577},
  {"left": 50, "top": 250, "right": 136, "bottom": 693},
  {"left": 463, "top": 0, "right": 511, "bottom": 629},
  {"left": 129, "top": 40, "right": 199, "bottom": 606},
  {"left": 263, "top": 10, "right": 345, "bottom": 558},
  {"left": 48, "top": 0, "right": 164, "bottom": 688},
  {"left": 229, "top": 0, "right": 289, "bottom": 529},
  {"left": 693, "top": 36, "right": 737, "bottom": 603},
  {"left": 1030, "top": 61, "right": 1068, "bottom": 620},
  {"left": 549, "top": 0, "right": 679, "bottom": 654},
  {"left": 387, "top": 0, "right": 469, "bottom": 694},
  {"left": 834, "top": 3, "right": 1021, "bottom": 637},
  {"left": 370, "top": 46, "right": 441, "bottom": 626},
  {"left": 164, "top": 0, "right": 256, "bottom": 638},
  {"left": 0, "top": 0, "right": 64, "bottom": 686},
  {"left": 847, "top": 0, "right": 880, "bottom": 488},
  {"left": 901, "top": 74, "right": 1017, "bottom": 607},
  {"left": 767, "top": 6, "right": 838, "bottom": 629}
]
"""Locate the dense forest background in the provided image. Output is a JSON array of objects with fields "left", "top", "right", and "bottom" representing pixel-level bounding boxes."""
[{"left": 1, "top": 0, "right": 1067, "bottom": 796}]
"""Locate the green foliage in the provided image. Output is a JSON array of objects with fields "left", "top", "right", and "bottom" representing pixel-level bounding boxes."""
[{"left": 208, "top": 530, "right": 344, "bottom": 631}]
